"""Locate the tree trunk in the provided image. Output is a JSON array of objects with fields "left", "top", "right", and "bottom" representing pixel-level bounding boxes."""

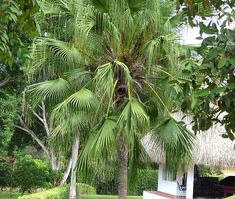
[
  {"left": 50, "top": 149, "right": 60, "bottom": 186},
  {"left": 60, "top": 157, "right": 72, "bottom": 185},
  {"left": 50, "top": 150, "right": 59, "bottom": 170},
  {"left": 118, "top": 135, "right": 128, "bottom": 199},
  {"left": 69, "top": 134, "right": 80, "bottom": 199}
]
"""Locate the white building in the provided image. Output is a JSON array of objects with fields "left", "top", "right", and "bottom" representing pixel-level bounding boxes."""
[{"left": 142, "top": 115, "right": 235, "bottom": 199}]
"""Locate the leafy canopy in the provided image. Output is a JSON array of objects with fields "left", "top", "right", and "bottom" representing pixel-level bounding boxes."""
[{"left": 28, "top": 0, "right": 195, "bottom": 174}]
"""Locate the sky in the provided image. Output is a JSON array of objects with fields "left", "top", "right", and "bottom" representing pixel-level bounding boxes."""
[
  {"left": 181, "top": 15, "right": 235, "bottom": 45},
  {"left": 181, "top": 26, "right": 202, "bottom": 45}
]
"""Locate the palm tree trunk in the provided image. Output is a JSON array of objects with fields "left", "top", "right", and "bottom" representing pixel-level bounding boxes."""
[
  {"left": 118, "top": 135, "right": 128, "bottom": 199},
  {"left": 60, "top": 157, "right": 73, "bottom": 185},
  {"left": 69, "top": 134, "right": 80, "bottom": 199}
]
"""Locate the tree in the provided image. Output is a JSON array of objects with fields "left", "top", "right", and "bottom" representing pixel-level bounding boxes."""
[
  {"left": 174, "top": 0, "right": 234, "bottom": 27},
  {"left": 28, "top": 1, "right": 195, "bottom": 199},
  {"left": 181, "top": 9, "right": 235, "bottom": 138},
  {"left": 14, "top": 155, "right": 51, "bottom": 195},
  {"left": 0, "top": 92, "right": 18, "bottom": 156},
  {"left": 174, "top": 0, "right": 235, "bottom": 137},
  {"left": 15, "top": 100, "right": 70, "bottom": 185},
  {"left": 0, "top": 0, "right": 38, "bottom": 88}
]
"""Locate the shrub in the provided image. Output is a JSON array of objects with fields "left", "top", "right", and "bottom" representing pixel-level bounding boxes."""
[
  {"left": 18, "top": 183, "right": 96, "bottom": 199},
  {"left": 128, "top": 169, "right": 158, "bottom": 196},
  {"left": 80, "top": 196, "right": 142, "bottom": 199},
  {"left": 0, "top": 158, "right": 15, "bottom": 189},
  {"left": 197, "top": 164, "right": 223, "bottom": 177},
  {"left": 78, "top": 162, "right": 119, "bottom": 195},
  {"left": 14, "top": 155, "right": 51, "bottom": 194},
  {"left": 79, "top": 166, "right": 157, "bottom": 196}
]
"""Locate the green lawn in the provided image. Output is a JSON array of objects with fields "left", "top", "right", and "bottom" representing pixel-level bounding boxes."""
[
  {"left": 0, "top": 192, "right": 142, "bottom": 199},
  {"left": 0, "top": 192, "right": 20, "bottom": 199}
]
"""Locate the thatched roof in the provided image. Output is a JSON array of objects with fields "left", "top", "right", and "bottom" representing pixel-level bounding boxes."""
[{"left": 143, "top": 113, "right": 235, "bottom": 168}]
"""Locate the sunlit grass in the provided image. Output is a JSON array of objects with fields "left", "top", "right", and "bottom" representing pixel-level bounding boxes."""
[{"left": 0, "top": 192, "right": 20, "bottom": 199}]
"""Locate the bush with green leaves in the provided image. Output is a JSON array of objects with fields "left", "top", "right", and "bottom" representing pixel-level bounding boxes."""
[
  {"left": 0, "top": 92, "right": 18, "bottom": 156},
  {"left": 14, "top": 155, "right": 51, "bottom": 194},
  {"left": 0, "top": 158, "right": 15, "bottom": 189},
  {"left": 80, "top": 196, "right": 142, "bottom": 199},
  {"left": 128, "top": 169, "right": 158, "bottom": 196},
  {"left": 197, "top": 164, "right": 223, "bottom": 177},
  {"left": 79, "top": 167, "right": 157, "bottom": 196},
  {"left": 18, "top": 183, "right": 96, "bottom": 199}
]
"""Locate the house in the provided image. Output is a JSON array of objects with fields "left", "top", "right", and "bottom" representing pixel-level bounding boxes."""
[{"left": 142, "top": 114, "right": 235, "bottom": 199}]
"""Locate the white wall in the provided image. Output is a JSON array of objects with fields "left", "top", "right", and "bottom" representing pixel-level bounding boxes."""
[
  {"left": 157, "top": 164, "right": 195, "bottom": 197},
  {"left": 186, "top": 164, "right": 194, "bottom": 199},
  {"left": 222, "top": 168, "right": 235, "bottom": 177},
  {"left": 157, "top": 164, "right": 178, "bottom": 195}
]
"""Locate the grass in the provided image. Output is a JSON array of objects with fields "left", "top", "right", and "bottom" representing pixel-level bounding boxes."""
[
  {"left": 0, "top": 192, "right": 20, "bottom": 199},
  {"left": 0, "top": 192, "right": 142, "bottom": 199}
]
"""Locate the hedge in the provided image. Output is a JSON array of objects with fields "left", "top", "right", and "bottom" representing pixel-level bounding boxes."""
[
  {"left": 80, "top": 168, "right": 157, "bottom": 195},
  {"left": 18, "top": 183, "right": 96, "bottom": 199},
  {"left": 80, "top": 196, "right": 142, "bottom": 199},
  {"left": 128, "top": 169, "right": 158, "bottom": 195}
]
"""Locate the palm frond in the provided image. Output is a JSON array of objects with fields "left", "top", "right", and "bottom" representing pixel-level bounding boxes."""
[
  {"left": 30, "top": 37, "right": 80, "bottom": 76},
  {"left": 37, "top": 0, "right": 75, "bottom": 15},
  {"left": 117, "top": 98, "right": 149, "bottom": 135},
  {"left": 27, "top": 78, "right": 70, "bottom": 102},
  {"left": 63, "top": 68, "right": 92, "bottom": 89},
  {"left": 55, "top": 88, "right": 98, "bottom": 113},
  {"left": 37, "top": 0, "right": 62, "bottom": 14},
  {"left": 77, "top": 133, "right": 97, "bottom": 175},
  {"left": 93, "top": 116, "right": 117, "bottom": 152},
  {"left": 49, "top": 88, "right": 98, "bottom": 150},
  {"left": 151, "top": 118, "right": 195, "bottom": 173},
  {"left": 94, "top": 63, "right": 114, "bottom": 96},
  {"left": 77, "top": 116, "right": 118, "bottom": 175}
]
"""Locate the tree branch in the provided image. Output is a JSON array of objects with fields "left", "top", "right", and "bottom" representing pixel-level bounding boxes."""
[
  {"left": 15, "top": 115, "right": 50, "bottom": 156},
  {"left": 41, "top": 101, "right": 50, "bottom": 136},
  {"left": 0, "top": 77, "right": 11, "bottom": 87},
  {"left": 60, "top": 157, "right": 73, "bottom": 185},
  {"left": 32, "top": 109, "right": 44, "bottom": 123}
]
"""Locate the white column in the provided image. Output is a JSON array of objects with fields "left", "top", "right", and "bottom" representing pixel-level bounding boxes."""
[
  {"left": 186, "top": 164, "right": 194, "bottom": 199},
  {"left": 158, "top": 164, "right": 164, "bottom": 190}
]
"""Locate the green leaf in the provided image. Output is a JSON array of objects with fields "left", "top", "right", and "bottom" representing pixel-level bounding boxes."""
[
  {"left": 228, "top": 58, "right": 235, "bottom": 65},
  {"left": 199, "top": 22, "right": 217, "bottom": 35},
  {"left": 228, "top": 83, "right": 235, "bottom": 89},
  {"left": 228, "top": 131, "right": 235, "bottom": 141},
  {"left": 27, "top": 78, "right": 70, "bottom": 101},
  {"left": 211, "top": 87, "right": 226, "bottom": 95},
  {"left": 94, "top": 63, "right": 114, "bottom": 95},
  {"left": 196, "top": 88, "right": 209, "bottom": 97},
  {"left": 152, "top": 118, "right": 195, "bottom": 172},
  {"left": 117, "top": 98, "right": 149, "bottom": 134},
  {"left": 94, "top": 116, "right": 117, "bottom": 152},
  {"left": 218, "top": 59, "right": 227, "bottom": 68},
  {"left": 63, "top": 88, "right": 98, "bottom": 112},
  {"left": 191, "top": 97, "right": 197, "bottom": 110}
]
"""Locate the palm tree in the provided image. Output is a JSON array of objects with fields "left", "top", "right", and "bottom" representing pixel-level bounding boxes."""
[{"left": 27, "top": 0, "right": 195, "bottom": 199}]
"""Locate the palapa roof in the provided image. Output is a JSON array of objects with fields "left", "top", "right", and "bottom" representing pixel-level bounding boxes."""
[{"left": 142, "top": 113, "right": 235, "bottom": 168}]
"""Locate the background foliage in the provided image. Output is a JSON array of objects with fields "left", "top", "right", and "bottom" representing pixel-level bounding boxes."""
[{"left": 0, "top": 92, "right": 18, "bottom": 156}]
